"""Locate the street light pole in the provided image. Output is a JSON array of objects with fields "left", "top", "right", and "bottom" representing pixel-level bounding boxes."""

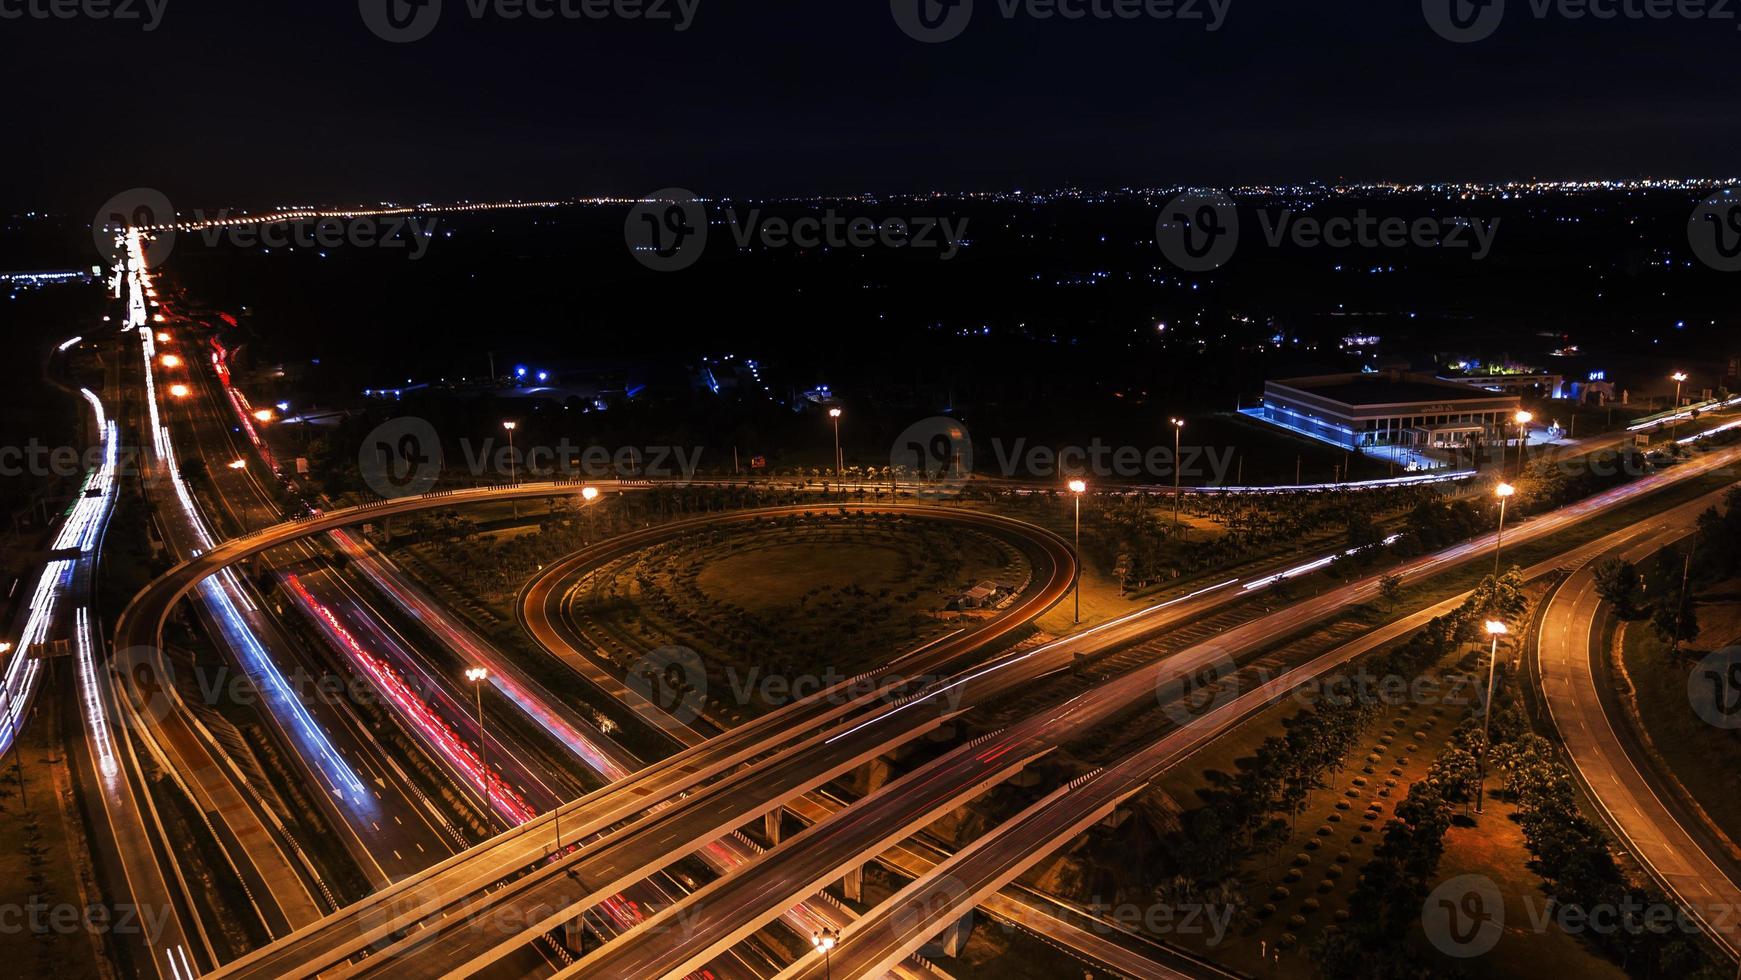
[
  {"left": 1170, "top": 418, "right": 1186, "bottom": 529},
  {"left": 828, "top": 408, "right": 843, "bottom": 488},
  {"left": 812, "top": 928, "right": 838, "bottom": 980},
  {"left": 1477, "top": 620, "right": 1508, "bottom": 813},
  {"left": 1513, "top": 410, "right": 1533, "bottom": 473},
  {"left": 503, "top": 420, "right": 519, "bottom": 518},
  {"left": 1671, "top": 372, "right": 1689, "bottom": 442},
  {"left": 466, "top": 667, "right": 491, "bottom": 826},
  {"left": 1493, "top": 482, "right": 1515, "bottom": 579},
  {"left": 1068, "top": 480, "right": 1087, "bottom": 624}
]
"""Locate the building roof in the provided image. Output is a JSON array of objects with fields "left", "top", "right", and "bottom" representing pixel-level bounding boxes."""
[{"left": 1269, "top": 373, "right": 1511, "bottom": 407}]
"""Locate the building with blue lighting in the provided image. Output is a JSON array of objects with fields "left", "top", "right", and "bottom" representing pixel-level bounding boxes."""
[{"left": 1254, "top": 372, "right": 1521, "bottom": 453}]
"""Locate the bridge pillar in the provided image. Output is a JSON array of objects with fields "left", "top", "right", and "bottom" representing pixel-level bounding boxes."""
[
  {"left": 841, "top": 863, "right": 863, "bottom": 904},
  {"left": 924, "top": 914, "right": 974, "bottom": 959},
  {"left": 764, "top": 807, "right": 782, "bottom": 846}
]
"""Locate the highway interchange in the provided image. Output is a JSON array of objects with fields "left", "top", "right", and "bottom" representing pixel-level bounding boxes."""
[{"left": 4, "top": 222, "right": 1739, "bottom": 979}]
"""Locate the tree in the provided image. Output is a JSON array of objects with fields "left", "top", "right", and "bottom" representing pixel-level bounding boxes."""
[
  {"left": 1379, "top": 573, "right": 1404, "bottom": 611},
  {"left": 1592, "top": 558, "right": 1643, "bottom": 619},
  {"left": 1650, "top": 594, "right": 1699, "bottom": 651}
]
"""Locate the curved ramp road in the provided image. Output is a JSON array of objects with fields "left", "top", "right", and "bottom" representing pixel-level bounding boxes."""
[
  {"left": 1538, "top": 497, "right": 1741, "bottom": 964},
  {"left": 203, "top": 502, "right": 1074, "bottom": 980}
]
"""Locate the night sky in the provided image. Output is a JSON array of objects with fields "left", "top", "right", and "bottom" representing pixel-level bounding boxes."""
[{"left": 7, "top": 0, "right": 1741, "bottom": 212}]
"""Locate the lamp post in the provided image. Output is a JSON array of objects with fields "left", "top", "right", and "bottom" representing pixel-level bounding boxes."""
[
  {"left": 1493, "top": 482, "right": 1515, "bottom": 579},
  {"left": 503, "top": 421, "right": 519, "bottom": 517},
  {"left": 581, "top": 486, "right": 601, "bottom": 597},
  {"left": 1512, "top": 410, "right": 1533, "bottom": 472},
  {"left": 1170, "top": 418, "right": 1186, "bottom": 529},
  {"left": 1068, "top": 479, "right": 1087, "bottom": 624},
  {"left": 1671, "top": 372, "right": 1689, "bottom": 441},
  {"left": 1477, "top": 620, "right": 1508, "bottom": 813},
  {"left": 828, "top": 408, "right": 843, "bottom": 486},
  {"left": 465, "top": 667, "right": 491, "bottom": 825},
  {"left": 812, "top": 928, "right": 839, "bottom": 980}
]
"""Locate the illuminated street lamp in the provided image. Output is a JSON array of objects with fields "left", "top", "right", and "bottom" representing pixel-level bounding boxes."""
[
  {"left": 501, "top": 421, "right": 519, "bottom": 486},
  {"left": 160, "top": 353, "right": 181, "bottom": 368},
  {"left": 169, "top": 384, "right": 190, "bottom": 399},
  {"left": 252, "top": 408, "right": 274, "bottom": 424},
  {"left": 1512, "top": 410, "right": 1534, "bottom": 471},
  {"left": 1477, "top": 620, "right": 1509, "bottom": 813},
  {"left": 1068, "top": 479, "right": 1088, "bottom": 624},
  {"left": 828, "top": 408, "right": 843, "bottom": 483},
  {"left": 465, "top": 667, "right": 492, "bottom": 822},
  {"left": 1169, "top": 418, "right": 1187, "bottom": 529},
  {"left": 155, "top": 331, "right": 171, "bottom": 343},
  {"left": 811, "top": 927, "right": 839, "bottom": 980},
  {"left": 581, "top": 486, "right": 601, "bottom": 593},
  {"left": 1671, "top": 372, "right": 1689, "bottom": 441},
  {"left": 227, "top": 458, "right": 248, "bottom": 470},
  {"left": 1493, "top": 483, "right": 1515, "bottom": 579}
]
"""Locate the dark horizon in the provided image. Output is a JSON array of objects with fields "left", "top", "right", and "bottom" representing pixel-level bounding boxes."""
[{"left": 10, "top": 0, "right": 1741, "bottom": 212}]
